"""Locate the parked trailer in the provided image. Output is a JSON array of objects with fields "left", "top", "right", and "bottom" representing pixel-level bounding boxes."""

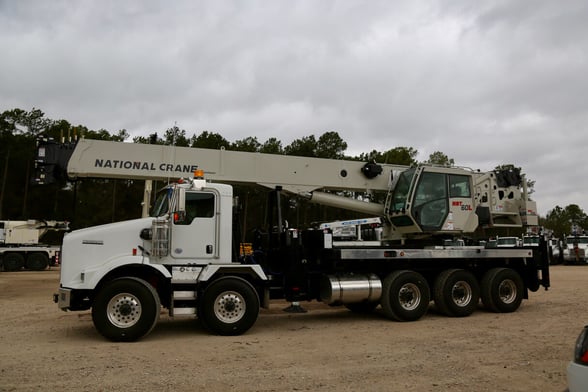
[{"left": 0, "top": 220, "right": 67, "bottom": 271}]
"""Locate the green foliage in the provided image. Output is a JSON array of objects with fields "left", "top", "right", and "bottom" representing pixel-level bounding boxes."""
[
  {"left": 163, "top": 126, "right": 190, "bottom": 147},
  {"left": 231, "top": 136, "right": 261, "bottom": 152},
  {"left": 284, "top": 135, "right": 317, "bottom": 157},
  {"left": 45, "top": 119, "right": 72, "bottom": 141},
  {"left": 1, "top": 108, "right": 51, "bottom": 135},
  {"left": 133, "top": 132, "right": 161, "bottom": 144},
  {"left": 316, "top": 131, "right": 347, "bottom": 159},
  {"left": 260, "top": 137, "right": 283, "bottom": 154},
  {"left": 358, "top": 147, "right": 418, "bottom": 165},
  {"left": 425, "top": 151, "right": 454, "bottom": 166},
  {"left": 191, "top": 131, "right": 230, "bottom": 149},
  {"left": 543, "top": 204, "right": 588, "bottom": 238},
  {"left": 284, "top": 131, "right": 347, "bottom": 159}
]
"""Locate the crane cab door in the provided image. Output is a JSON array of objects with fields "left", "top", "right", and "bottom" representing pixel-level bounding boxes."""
[
  {"left": 412, "top": 171, "right": 449, "bottom": 231},
  {"left": 171, "top": 190, "right": 218, "bottom": 260},
  {"left": 446, "top": 173, "right": 478, "bottom": 232},
  {"left": 411, "top": 169, "right": 477, "bottom": 232}
]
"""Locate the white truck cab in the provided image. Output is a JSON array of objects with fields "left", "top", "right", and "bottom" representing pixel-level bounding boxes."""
[{"left": 563, "top": 235, "right": 588, "bottom": 264}]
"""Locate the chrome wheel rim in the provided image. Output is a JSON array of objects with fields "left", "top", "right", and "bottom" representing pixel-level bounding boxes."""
[
  {"left": 452, "top": 281, "right": 473, "bottom": 307},
  {"left": 398, "top": 283, "right": 421, "bottom": 311},
  {"left": 107, "top": 293, "right": 142, "bottom": 328},
  {"left": 214, "top": 291, "right": 246, "bottom": 323},
  {"left": 498, "top": 279, "right": 517, "bottom": 304}
]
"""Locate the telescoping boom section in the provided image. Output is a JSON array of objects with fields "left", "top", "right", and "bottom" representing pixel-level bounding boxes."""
[{"left": 47, "top": 138, "right": 549, "bottom": 341}]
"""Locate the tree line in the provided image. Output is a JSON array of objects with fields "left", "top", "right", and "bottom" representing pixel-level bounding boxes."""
[{"left": 0, "top": 107, "right": 584, "bottom": 241}]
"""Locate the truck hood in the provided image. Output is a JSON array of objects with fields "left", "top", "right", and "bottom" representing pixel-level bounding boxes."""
[{"left": 60, "top": 217, "right": 154, "bottom": 288}]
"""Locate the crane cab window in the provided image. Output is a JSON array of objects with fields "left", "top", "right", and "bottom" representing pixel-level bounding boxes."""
[
  {"left": 391, "top": 168, "right": 415, "bottom": 212},
  {"left": 449, "top": 175, "right": 471, "bottom": 198},
  {"left": 413, "top": 172, "right": 448, "bottom": 229},
  {"left": 179, "top": 192, "right": 215, "bottom": 225}
]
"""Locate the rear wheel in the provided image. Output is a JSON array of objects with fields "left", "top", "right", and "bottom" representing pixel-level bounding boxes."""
[
  {"left": 381, "top": 270, "right": 430, "bottom": 321},
  {"left": 481, "top": 268, "right": 524, "bottom": 313},
  {"left": 3, "top": 253, "right": 25, "bottom": 272},
  {"left": 199, "top": 277, "right": 260, "bottom": 336},
  {"left": 92, "top": 277, "right": 160, "bottom": 342},
  {"left": 26, "top": 252, "right": 49, "bottom": 271},
  {"left": 434, "top": 269, "right": 480, "bottom": 317}
]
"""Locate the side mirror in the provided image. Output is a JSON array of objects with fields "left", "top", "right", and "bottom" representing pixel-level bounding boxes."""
[{"left": 139, "top": 228, "right": 152, "bottom": 240}]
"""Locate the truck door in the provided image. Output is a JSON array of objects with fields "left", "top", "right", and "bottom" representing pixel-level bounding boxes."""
[{"left": 171, "top": 191, "right": 218, "bottom": 260}]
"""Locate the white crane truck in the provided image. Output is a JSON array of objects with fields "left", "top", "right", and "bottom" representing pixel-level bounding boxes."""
[
  {"left": 38, "top": 138, "right": 549, "bottom": 341},
  {"left": 0, "top": 219, "right": 68, "bottom": 271}
]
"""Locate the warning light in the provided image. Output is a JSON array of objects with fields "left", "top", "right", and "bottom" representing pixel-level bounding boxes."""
[{"left": 194, "top": 169, "right": 204, "bottom": 179}]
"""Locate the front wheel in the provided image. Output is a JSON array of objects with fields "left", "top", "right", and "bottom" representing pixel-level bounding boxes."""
[
  {"left": 92, "top": 277, "right": 161, "bottom": 342},
  {"left": 481, "top": 268, "right": 524, "bottom": 313},
  {"left": 199, "top": 277, "right": 260, "bottom": 336},
  {"left": 381, "top": 270, "right": 430, "bottom": 321}
]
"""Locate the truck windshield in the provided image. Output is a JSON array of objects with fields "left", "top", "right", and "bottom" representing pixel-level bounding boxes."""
[
  {"left": 567, "top": 236, "right": 588, "bottom": 245},
  {"left": 151, "top": 189, "right": 170, "bottom": 217},
  {"left": 497, "top": 237, "right": 518, "bottom": 246},
  {"left": 391, "top": 168, "right": 415, "bottom": 212}
]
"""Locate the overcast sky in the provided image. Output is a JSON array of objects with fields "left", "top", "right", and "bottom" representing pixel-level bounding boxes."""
[{"left": 1, "top": 0, "right": 587, "bottom": 216}]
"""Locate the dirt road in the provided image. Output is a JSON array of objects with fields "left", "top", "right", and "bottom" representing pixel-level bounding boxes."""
[{"left": 0, "top": 265, "right": 584, "bottom": 391}]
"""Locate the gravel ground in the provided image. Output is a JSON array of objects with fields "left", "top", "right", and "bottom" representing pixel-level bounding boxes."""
[{"left": 0, "top": 265, "right": 583, "bottom": 391}]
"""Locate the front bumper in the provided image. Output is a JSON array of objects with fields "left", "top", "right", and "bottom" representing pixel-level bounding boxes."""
[
  {"left": 567, "top": 361, "right": 588, "bottom": 392},
  {"left": 563, "top": 254, "right": 588, "bottom": 263},
  {"left": 54, "top": 288, "right": 72, "bottom": 310}
]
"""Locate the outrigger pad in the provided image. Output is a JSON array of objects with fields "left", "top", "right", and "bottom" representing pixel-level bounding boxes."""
[{"left": 283, "top": 302, "right": 307, "bottom": 313}]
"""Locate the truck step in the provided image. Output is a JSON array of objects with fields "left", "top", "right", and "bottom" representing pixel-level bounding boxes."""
[
  {"left": 173, "top": 290, "right": 197, "bottom": 300},
  {"left": 172, "top": 307, "right": 197, "bottom": 316}
]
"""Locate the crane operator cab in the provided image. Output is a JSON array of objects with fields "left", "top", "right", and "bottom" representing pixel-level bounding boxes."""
[{"left": 385, "top": 165, "right": 479, "bottom": 237}]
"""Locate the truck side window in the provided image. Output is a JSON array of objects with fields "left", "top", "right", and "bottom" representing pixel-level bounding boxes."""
[
  {"left": 449, "top": 175, "right": 471, "bottom": 198},
  {"left": 181, "top": 193, "right": 215, "bottom": 225}
]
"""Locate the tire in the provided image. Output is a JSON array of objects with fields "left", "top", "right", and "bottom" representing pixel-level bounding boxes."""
[
  {"left": 92, "top": 277, "right": 161, "bottom": 342},
  {"left": 199, "top": 277, "right": 260, "bottom": 336},
  {"left": 381, "top": 270, "right": 430, "bottom": 321},
  {"left": 3, "top": 253, "right": 25, "bottom": 272},
  {"left": 25, "top": 252, "right": 49, "bottom": 271},
  {"left": 434, "top": 269, "right": 480, "bottom": 317},
  {"left": 481, "top": 268, "right": 524, "bottom": 313}
]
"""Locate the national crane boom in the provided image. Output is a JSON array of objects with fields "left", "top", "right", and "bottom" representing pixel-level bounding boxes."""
[{"left": 64, "top": 138, "right": 404, "bottom": 193}]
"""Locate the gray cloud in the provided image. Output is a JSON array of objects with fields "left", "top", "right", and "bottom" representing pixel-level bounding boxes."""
[{"left": 1, "top": 0, "right": 587, "bottom": 216}]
